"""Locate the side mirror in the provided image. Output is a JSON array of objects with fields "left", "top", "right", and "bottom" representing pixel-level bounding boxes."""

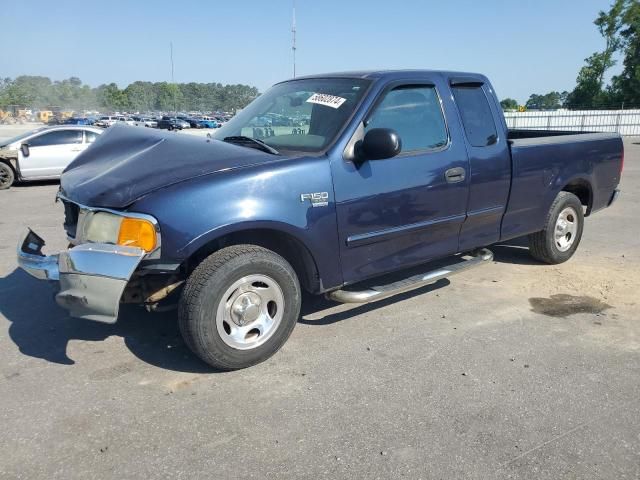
[
  {"left": 20, "top": 143, "right": 30, "bottom": 157},
  {"left": 360, "top": 128, "right": 402, "bottom": 160}
]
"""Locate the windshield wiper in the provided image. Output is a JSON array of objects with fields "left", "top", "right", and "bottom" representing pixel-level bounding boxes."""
[{"left": 223, "top": 136, "right": 279, "bottom": 155}]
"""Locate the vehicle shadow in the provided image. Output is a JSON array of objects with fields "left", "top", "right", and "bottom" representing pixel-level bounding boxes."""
[
  {"left": 300, "top": 279, "right": 450, "bottom": 326},
  {"left": 13, "top": 179, "right": 60, "bottom": 188},
  {"left": 0, "top": 268, "right": 212, "bottom": 373},
  {"left": 1, "top": 237, "right": 540, "bottom": 370},
  {"left": 490, "top": 236, "right": 542, "bottom": 266}
]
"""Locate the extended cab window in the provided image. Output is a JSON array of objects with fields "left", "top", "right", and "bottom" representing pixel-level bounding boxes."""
[
  {"left": 365, "top": 86, "right": 447, "bottom": 152},
  {"left": 452, "top": 85, "right": 497, "bottom": 147},
  {"left": 28, "top": 130, "right": 83, "bottom": 147}
]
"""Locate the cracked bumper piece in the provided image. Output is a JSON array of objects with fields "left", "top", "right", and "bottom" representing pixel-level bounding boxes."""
[{"left": 17, "top": 229, "right": 145, "bottom": 323}]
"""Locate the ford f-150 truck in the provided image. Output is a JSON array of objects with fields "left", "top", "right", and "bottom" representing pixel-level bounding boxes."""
[{"left": 17, "top": 70, "right": 623, "bottom": 370}]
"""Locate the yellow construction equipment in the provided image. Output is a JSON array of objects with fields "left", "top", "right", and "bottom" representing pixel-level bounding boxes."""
[{"left": 37, "top": 110, "right": 54, "bottom": 123}]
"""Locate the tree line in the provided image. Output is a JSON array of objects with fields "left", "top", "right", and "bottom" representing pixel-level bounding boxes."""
[
  {"left": 0, "top": 76, "right": 259, "bottom": 113},
  {"left": 502, "top": 0, "right": 639, "bottom": 111}
]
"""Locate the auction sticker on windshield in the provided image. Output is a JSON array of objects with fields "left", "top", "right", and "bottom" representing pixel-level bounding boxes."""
[{"left": 306, "top": 93, "right": 347, "bottom": 109}]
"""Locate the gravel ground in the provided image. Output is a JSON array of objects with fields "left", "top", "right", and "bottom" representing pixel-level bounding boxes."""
[{"left": 0, "top": 126, "right": 638, "bottom": 479}]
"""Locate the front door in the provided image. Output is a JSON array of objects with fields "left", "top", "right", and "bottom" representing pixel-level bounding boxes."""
[
  {"left": 331, "top": 81, "right": 470, "bottom": 284},
  {"left": 20, "top": 129, "right": 84, "bottom": 179}
]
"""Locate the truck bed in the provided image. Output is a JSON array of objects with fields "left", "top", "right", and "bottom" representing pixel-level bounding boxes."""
[
  {"left": 501, "top": 130, "right": 623, "bottom": 241},
  {"left": 508, "top": 129, "right": 618, "bottom": 142}
]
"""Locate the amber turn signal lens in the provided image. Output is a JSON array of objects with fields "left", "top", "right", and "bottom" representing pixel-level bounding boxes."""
[{"left": 117, "top": 218, "right": 157, "bottom": 252}]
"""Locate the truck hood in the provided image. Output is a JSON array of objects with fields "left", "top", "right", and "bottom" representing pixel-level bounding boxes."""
[{"left": 60, "top": 124, "right": 275, "bottom": 208}]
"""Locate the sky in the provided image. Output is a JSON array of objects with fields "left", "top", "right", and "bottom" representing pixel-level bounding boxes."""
[{"left": 1, "top": 0, "right": 619, "bottom": 104}]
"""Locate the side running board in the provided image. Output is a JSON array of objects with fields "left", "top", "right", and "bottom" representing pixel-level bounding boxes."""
[{"left": 327, "top": 248, "right": 493, "bottom": 304}]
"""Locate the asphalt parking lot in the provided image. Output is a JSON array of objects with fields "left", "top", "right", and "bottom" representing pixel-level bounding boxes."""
[{"left": 0, "top": 128, "right": 639, "bottom": 479}]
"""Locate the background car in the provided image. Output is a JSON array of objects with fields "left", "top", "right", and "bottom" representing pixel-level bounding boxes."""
[
  {"left": 116, "top": 116, "right": 136, "bottom": 126},
  {"left": 132, "top": 116, "right": 157, "bottom": 128},
  {"left": 0, "top": 126, "right": 102, "bottom": 188},
  {"left": 156, "top": 117, "right": 190, "bottom": 130},
  {"left": 182, "top": 117, "right": 204, "bottom": 128},
  {"left": 196, "top": 119, "right": 218, "bottom": 128},
  {"left": 64, "top": 117, "right": 92, "bottom": 125},
  {"left": 94, "top": 115, "right": 118, "bottom": 127}
]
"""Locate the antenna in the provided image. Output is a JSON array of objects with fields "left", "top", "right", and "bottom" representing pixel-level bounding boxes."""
[
  {"left": 170, "top": 42, "right": 175, "bottom": 84},
  {"left": 292, "top": 0, "right": 297, "bottom": 78}
]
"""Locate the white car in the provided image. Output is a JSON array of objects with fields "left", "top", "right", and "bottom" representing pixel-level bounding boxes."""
[
  {"left": 95, "top": 115, "right": 118, "bottom": 127},
  {"left": 116, "top": 116, "right": 136, "bottom": 126},
  {"left": 0, "top": 126, "right": 103, "bottom": 189},
  {"left": 132, "top": 116, "right": 158, "bottom": 128}
]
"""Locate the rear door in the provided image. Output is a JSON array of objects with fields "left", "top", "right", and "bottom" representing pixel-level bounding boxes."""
[
  {"left": 450, "top": 78, "right": 512, "bottom": 250},
  {"left": 331, "top": 77, "right": 470, "bottom": 283},
  {"left": 20, "top": 129, "right": 84, "bottom": 178}
]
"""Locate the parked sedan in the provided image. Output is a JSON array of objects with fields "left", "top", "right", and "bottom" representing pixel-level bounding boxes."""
[
  {"left": 184, "top": 118, "right": 204, "bottom": 128},
  {"left": 0, "top": 126, "right": 103, "bottom": 189},
  {"left": 64, "top": 117, "right": 92, "bottom": 125},
  {"left": 116, "top": 116, "right": 136, "bottom": 126},
  {"left": 157, "top": 117, "right": 190, "bottom": 130},
  {"left": 197, "top": 119, "right": 219, "bottom": 128},
  {"left": 95, "top": 116, "right": 118, "bottom": 127},
  {"left": 132, "top": 116, "right": 157, "bottom": 128}
]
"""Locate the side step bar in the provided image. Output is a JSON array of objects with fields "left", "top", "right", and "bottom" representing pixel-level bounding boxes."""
[{"left": 327, "top": 248, "right": 493, "bottom": 304}]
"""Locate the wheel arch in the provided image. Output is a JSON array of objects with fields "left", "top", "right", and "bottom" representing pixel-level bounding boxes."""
[
  {"left": 0, "top": 158, "right": 18, "bottom": 185},
  {"left": 184, "top": 226, "right": 322, "bottom": 294},
  {"left": 561, "top": 177, "right": 593, "bottom": 215}
]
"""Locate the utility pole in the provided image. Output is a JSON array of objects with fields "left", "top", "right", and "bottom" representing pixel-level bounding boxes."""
[
  {"left": 170, "top": 42, "right": 177, "bottom": 114},
  {"left": 292, "top": 0, "right": 297, "bottom": 78}
]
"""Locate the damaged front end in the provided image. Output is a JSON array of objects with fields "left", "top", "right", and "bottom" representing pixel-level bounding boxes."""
[
  {"left": 18, "top": 229, "right": 146, "bottom": 323},
  {"left": 17, "top": 195, "right": 183, "bottom": 322}
]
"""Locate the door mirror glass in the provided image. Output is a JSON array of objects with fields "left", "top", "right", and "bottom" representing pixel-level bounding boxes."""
[
  {"left": 20, "top": 143, "right": 30, "bottom": 157},
  {"left": 360, "top": 128, "right": 402, "bottom": 160},
  {"left": 364, "top": 85, "right": 448, "bottom": 152}
]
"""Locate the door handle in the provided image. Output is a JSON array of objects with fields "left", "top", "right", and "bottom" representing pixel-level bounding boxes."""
[{"left": 445, "top": 167, "right": 466, "bottom": 183}]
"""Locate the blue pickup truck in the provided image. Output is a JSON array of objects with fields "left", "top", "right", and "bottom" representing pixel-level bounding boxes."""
[{"left": 18, "top": 70, "right": 623, "bottom": 370}]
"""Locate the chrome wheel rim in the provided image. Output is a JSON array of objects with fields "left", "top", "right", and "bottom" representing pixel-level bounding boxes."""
[
  {"left": 554, "top": 206, "right": 578, "bottom": 252},
  {"left": 216, "top": 274, "right": 285, "bottom": 350}
]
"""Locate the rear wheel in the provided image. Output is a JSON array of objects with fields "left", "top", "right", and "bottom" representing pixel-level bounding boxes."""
[
  {"left": 528, "top": 191, "right": 584, "bottom": 264},
  {"left": 179, "top": 245, "right": 301, "bottom": 370},
  {"left": 0, "top": 162, "right": 15, "bottom": 190}
]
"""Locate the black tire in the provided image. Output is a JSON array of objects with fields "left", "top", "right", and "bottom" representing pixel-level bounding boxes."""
[
  {"left": 0, "top": 162, "right": 15, "bottom": 190},
  {"left": 528, "top": 191, "right": 584, "bottom": 264},
  {"left": 179, "top": 245, "right": 301, "bottom": 370}
]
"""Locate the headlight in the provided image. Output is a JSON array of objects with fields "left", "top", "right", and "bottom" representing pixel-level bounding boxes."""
[{"left": 83, "top": 212, "right": 158, "bottom": 252}]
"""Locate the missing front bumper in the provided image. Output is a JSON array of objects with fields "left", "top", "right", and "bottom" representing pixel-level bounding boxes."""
[{"left": 17, "top": 228, "right": 145, "bottom": 323}]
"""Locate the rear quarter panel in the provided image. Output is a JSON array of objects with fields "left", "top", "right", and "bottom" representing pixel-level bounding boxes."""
[{"left": 501, "top": 133, "right": 623, "bottom": 240}]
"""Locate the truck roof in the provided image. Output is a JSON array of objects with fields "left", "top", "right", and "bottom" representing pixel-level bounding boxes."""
[{"left": 278, "top": 69, "right": 487, "bottom": 83}]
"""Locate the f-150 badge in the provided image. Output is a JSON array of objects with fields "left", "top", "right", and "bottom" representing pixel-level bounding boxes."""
[{"left": 300, "top": 192, "right": 329, "bottom": 207}]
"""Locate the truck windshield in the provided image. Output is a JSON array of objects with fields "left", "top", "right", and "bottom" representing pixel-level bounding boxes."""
[{"left": 213, "top": 78, "right": 371, "bottom": 153}]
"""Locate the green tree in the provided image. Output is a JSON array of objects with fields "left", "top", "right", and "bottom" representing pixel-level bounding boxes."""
[
  {"left": 609, "top": 0, "right": 640, "bottom": 105},
  {"left": 155, "top": 83, "right": 184, "bottom": 112},
  {"left": 566, "top": 0, "right": 640, "bottom": 108},
  {"left": 525, "top": 91, "right": 566, "bottom": 110},
  {"left": 0, "top": 75, "right": 259, "bottom": 113},
  {"left": 96, "top": 83, "right": 129, "bottom": 111},
  {"left": 124, "top": 81, "right": 156, "bottom": 112},
  {"left": 500, "top": 98, "right": 518, "bottom": 110}
]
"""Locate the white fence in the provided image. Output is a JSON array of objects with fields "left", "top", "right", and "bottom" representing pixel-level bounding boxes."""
[{"left": 504, "top": 109, "right": 640, "bottom": 136}]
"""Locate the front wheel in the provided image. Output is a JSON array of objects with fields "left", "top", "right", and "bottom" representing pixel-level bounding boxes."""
[
  {"left": 179, "top": 245, "right": 301, "bottom": 370},
  {"left": 0, "top": 162, "right": 15, "bottom": 190},
  {"left": 528, "top": 191, "right": 584, "bottom": 264}
]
